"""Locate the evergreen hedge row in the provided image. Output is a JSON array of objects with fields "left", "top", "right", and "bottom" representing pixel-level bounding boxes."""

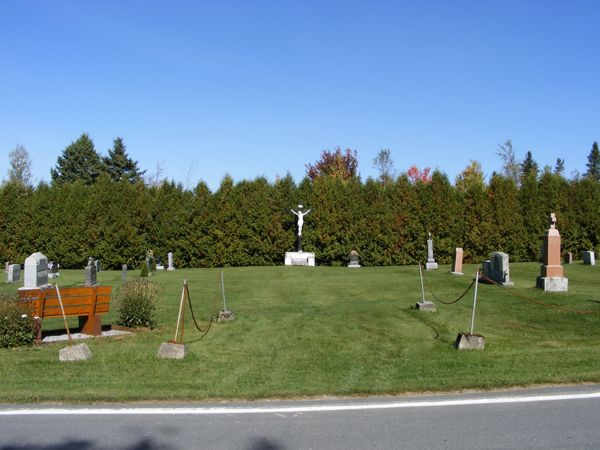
[{"left": 1, "top": 171, "right": 599, "bottom": 269}]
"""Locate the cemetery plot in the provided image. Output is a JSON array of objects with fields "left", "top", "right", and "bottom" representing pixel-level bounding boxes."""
[{"left": 1, "top": 264, "right": 600, "bottom": 403}]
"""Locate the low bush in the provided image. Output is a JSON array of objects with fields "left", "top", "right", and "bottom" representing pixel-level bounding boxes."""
[
  {"left": 115, "top": 279, "right": 160, "bottom": 328},
  {"left": 0, "top": 294, "right": 36, "bottom": 348}
]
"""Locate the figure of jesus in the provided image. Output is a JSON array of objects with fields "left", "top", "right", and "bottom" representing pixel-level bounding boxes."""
[{"left": 291, "top": 206, "right": 311, "bottom": 236}]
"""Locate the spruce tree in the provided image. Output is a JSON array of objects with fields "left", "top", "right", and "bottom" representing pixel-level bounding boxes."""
[
  {"left": 520, "top": 151, "right": 538, "bottom": 179},
  {"left": 554, "top": 158, "right": 565, "bottom": 175},
  {"left": 103, "top": 137, "right": 146, "bottom": 183},
  {"left": 585, "top": 142, "right": 600, "bottom": 181},
  {"left": 51, "top": 133, "right": 104, "bottom": 185}
]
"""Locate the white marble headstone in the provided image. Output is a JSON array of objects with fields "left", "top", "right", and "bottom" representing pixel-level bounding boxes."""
[{"left": 23, "top": 252, "right": 48, "bottom": 288}]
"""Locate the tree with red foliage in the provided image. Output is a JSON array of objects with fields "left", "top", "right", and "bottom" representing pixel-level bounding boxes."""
[
  {"left": 305, "top": 146, "right": 358, "bottom": 181},
  {"left": 406, "top": 165, "right": 432, "bottom": 184}
]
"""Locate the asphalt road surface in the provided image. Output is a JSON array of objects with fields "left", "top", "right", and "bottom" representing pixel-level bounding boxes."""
[{"left": 1, "top": 385, "right": 600, "bottom": 449}]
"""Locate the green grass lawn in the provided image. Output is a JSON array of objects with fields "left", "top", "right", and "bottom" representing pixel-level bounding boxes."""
[{"left": 1, "top": 263, "right": 600, "bottom": 403}]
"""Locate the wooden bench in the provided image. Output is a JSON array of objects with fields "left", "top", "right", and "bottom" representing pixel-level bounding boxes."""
[{"left": 18, "top": 285, "right": 112, "bottom": 343}]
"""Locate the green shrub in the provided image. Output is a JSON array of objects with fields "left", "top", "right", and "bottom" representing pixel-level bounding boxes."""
[
  {"left": 140, "top": 263, "right": 149, "bottom": 277},
  {"left": 115, "top": 279, "right": 160, "bottom": 328},
  {"left": 0, "top": 295, "right": 36, "bottom": 348}
]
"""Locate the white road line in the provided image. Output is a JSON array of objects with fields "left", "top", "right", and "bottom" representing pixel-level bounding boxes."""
[{"left": 1, "top": 392, "right": 600, "bottom": 416}]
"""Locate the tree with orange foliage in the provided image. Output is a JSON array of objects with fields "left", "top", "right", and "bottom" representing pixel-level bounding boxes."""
[{"left": 305, "top": 146, "right": 358, "bottom": 181}]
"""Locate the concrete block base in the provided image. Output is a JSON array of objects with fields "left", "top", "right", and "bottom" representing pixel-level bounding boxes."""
[
  {"left": 218, "top": 309, "right": 235, "bottom": 322},
  {"left": 536, "top": 276, "right": 568, "bottom": 292},
  {"left": 348, "top": 263, "right": 361, "bottom": 268},
  {"left": 454, "top": 332, "right": 485, "bottom": 350},
  {"left": 451, "top": 271, "right": 464, "bottom": 276},
  {"left": 157, "top": 342, "right": 187, "bottom": 359},
  {"left": 425, "top": 262, "right": 438, "bottom": 270},
  {"left": 59, "top": 343, "right": 92, "bottom": 361},
  {"left": 415, "top": 301, "right": 436, "bottom": 312}
]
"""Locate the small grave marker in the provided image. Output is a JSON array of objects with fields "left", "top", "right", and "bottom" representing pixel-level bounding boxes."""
[
  {"left": 564, "top": 252, "right": 573, "bottom": 264},
  {"left": 483, "top": 252, "right": 513, "bottom": 286},
  {"left": 582, "top": 251, "right": 595, "bottom": 266},
  {"left": 425, "top": 233, "right": 438, "bottom": 270},
  {"left": 451, "top": 248, "right": 464, "bottom": 275},
  {"left": 85, "top": 263, "right": 97, "bottom": 286},
  {"left": 348, "top": 250, "right": 360, "bottom": 268},
  {"left": 6, "top": 264, "right": 20, "bottom": 283}
]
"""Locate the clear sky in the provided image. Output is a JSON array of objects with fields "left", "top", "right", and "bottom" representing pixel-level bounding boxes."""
[{"left": 1, "top": 0, "right": 599, "bottom": 190}]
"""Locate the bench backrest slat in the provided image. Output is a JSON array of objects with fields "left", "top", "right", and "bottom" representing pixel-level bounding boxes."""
[{"left": 18, "top": 286, "right": 112, "bottom": 319}]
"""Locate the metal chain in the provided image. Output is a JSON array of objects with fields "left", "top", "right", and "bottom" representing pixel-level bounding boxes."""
[
  {"left": 421, "top": 269, "right": 477, "bottom": 305},
  {"left": 184, "top": 282, "right": 214, "bottom": 337}
]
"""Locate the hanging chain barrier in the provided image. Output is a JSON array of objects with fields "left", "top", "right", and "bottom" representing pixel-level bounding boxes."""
[
  {"left": 420, "top": 266, "right": 477, "bottom": 305},
  {"left": 478, "top": 272, "right": 600, "bottom": 315},
  {"left": 184, "top": 281, "right": 214, "bottom": 338}
]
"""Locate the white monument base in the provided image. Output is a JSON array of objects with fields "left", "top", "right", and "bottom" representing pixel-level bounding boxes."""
[
  {"left": 348, "top": 263, "right": 361, "bottom": 268},
  {"left": 425, "top": 261, "right": 438, "bottom": 270},
  {"left": 451, "top": 271, "right": 464, "bottom": 276},
  {"left": 536, "top": 276, "right": 568, "bottom": 292},
  {"left": 285, "top": 252, "right": 315, "bottom": 266}
]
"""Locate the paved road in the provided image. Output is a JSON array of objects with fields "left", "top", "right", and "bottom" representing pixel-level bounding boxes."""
[{"left": 1, "top": 385, "right": 600, "bottom": 449}]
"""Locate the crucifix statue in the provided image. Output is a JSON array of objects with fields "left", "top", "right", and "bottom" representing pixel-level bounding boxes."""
[
  {"left": 291, "top": 205, "right": 311, "bottom": 237},
  {"left": 291, "top": 205, "right": 311, "bottom": 252}
]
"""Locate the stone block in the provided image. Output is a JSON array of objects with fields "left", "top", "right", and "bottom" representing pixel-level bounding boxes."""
[
  {"left": 536, "top": 276, "right": 568, "bottom": 292},
  {"left": 59, "top": 343, "right": 93, "bottom": 361},
  {"left": 217, "top": 309, "right": 235, "bottom": 322},
  {"left": 415, "top": 301, "right": 436, "bottom": 312},
  {"left": 454, "top": 332, "right": 485, "bottom": 350},
  {"left": 157, "top": 342, "right": 187, "bottom": 359}
]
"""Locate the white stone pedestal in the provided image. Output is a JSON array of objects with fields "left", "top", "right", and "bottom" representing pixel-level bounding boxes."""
[
  {"left": 425, "top": 261, "right": 438, "bottom": 270},
  {"left": 536, "top": 276, "right": 568, "bottom": 292},
  {"left": 285, "top": 251, "right": 315, "bottom": 266}
]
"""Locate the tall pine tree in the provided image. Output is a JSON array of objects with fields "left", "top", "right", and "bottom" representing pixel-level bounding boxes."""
[
  {"left": 103, "top": 137, "right": 146, "bottom": 183},
  {"left": 586, "top": 141, "right": 600, "bottom": 181},
  {"left": 51, "top": 133, "right": 104, "bottom": 185}
]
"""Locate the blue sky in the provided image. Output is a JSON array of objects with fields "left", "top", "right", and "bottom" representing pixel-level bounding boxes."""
[{"left": 1, "top": 1, "right": 599, "bottom": 190}]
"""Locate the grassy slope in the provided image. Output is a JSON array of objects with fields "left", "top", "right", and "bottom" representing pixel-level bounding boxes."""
[{"left": 1, "top": 263, "right": 599, "bottom": 402}]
